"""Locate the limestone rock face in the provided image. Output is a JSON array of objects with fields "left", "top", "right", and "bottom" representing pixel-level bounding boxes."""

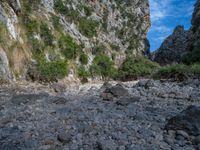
[
  {"left": 153, "top": 26, "right": 192, "bottom": 65},
  {"left": 0, "top": 49, "right": 11, "bottom": 81},
  {"left": 0, "top": 0, "right": 151, "bottom": 80}
]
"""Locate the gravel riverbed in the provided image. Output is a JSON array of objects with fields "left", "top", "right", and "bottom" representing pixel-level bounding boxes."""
[{"left": 0, "top": 79, "right": 200, "bottom": 150}]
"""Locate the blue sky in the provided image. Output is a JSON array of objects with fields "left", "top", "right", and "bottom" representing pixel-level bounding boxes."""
[{"left": 148, "top": 0, "right": 196, "bottom": 51}]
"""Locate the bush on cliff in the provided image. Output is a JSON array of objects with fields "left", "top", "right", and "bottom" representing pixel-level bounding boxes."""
[
  {"left": 37, "top": 60, "right": 68, "bottom": 82},
  {"left": 90, "top": 54, "right": 117, "bottom": 79},
  {"left": 118, "top": 57, "right": 160, "bottom": 81},
  {"left": 58, "top": 34, "right": 81, "bottom": 59},
  {"left": 181, "top": 46, "right": 200, "bottom": 65}
]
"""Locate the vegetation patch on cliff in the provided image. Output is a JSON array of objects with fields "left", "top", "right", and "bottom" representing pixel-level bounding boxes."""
[{"left": 118, "top": 57, "right": 160, "bottom": 81}]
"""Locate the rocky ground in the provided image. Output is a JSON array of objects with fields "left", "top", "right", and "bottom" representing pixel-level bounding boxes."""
[{"left": 0, "top": 79, "right": 200, "bottom": 150}]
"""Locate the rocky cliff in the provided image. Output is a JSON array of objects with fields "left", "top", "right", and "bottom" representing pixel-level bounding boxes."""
[
  {"left": 190, "top": 0, "right": 200, "bottom": 49},
  {"left": 153, "top": 0, "right": 200, "bottom": 65},
  {"left": 153, "top": 26, "right": 192, "bottom": 65},
  {"left": 0, "top": 0, "right": 150, "bottom": 81}
]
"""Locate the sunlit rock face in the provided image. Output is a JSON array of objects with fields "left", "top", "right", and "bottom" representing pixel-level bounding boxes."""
[{"left": 0, "top": 0, "right": 151, "bottom": 81}]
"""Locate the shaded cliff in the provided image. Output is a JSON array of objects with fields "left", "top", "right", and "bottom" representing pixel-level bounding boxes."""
[
  {"left": 153, "top": 0, "right": 200, "bottom": 65},
  {"left": 153, "top": 26, "right": 192, "bottom": 65}
]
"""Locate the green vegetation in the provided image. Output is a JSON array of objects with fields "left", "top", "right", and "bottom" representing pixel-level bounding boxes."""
[
  {"left": 37, "top": 60, "right": 68, "bottom": 82},
  {"left": 51, "top": 15, "right": 62, "bottom": 31},
  {"left": 92, "top": 44, "right": 106, "bottom": 55},
  {"left": 83, "top": 6, "right": 92, "bottom": 16},
  {"left": 0, "top": 23, "right": 8, "bottom": 44},
  {"left": 78, "top": 65, "right": 91, "bottom": 83},
  {"left": 181, "top": 46, "right": 200, "bottom": 65},
  {"left": 67, "top": 9, "right": 80, "bottom": 22},
  {"left": 78, "top": 65, "right": 90, "bottom": 78},
  {"left": 79, "top": 53, "right": 88, "bottom": 65},
  {"left": 78, "top": 17, "right": 98, "bottom": 38},
  {"left": 40, "top": 23, "right": 54, "bottom": 47},
  {"left": 110, "top": 44, "right": 120, "bottom": 51},
  {"left": 191, "top": 63, "right": 200, "bottom": 76},
  {"left": 153, "top": 64, "right": 200, "bottom": 81},
  {"left": 23, "top": 17, "right": 39, "bottom": 37},
  {"left": 118, "top": 57, "right": 160, "bottom": 81},
  {"left": 58, "top": 34, "right": 81, "bottom": 59},
  {"left": 54, "top": 0, "right": 67, "bottom": 14},
  {"left": 90, "top": 54, "right": 117, "bottom": 78}
]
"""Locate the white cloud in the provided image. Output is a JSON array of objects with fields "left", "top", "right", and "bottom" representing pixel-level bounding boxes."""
[{"left": 148, "top": 0, "right": 196, "bottom": 51}]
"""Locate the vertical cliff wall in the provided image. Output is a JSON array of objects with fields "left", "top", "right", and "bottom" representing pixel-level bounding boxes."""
[{"left": 0, "top": 0, "right": 151, "bottom": 81}]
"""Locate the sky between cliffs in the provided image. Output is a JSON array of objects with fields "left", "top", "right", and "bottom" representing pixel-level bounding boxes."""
[{"left": 148, "top": 0, "right": 196, "bottom": 51}]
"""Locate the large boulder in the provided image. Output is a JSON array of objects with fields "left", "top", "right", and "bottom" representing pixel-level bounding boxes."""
[
  {"left": 165, "top": 105, "right": 200, "bottom": 136},
  {"left": 101, "top": 85, "right": 129, "bottom": 101}
]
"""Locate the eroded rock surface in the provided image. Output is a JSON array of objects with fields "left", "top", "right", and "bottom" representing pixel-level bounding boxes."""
[{"left": 0, "top": 80, "right": 200, "bottom": 149}]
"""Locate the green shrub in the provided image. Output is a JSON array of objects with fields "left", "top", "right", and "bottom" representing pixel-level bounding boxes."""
[
  {"left": 58, "top": 34, "right": 81, "bottom": 59},
  {"left": 23, "top": 17, "right": 39, "bottom": 36},
  {"left": 191, "top": 63, "right": 200, "bottom": 76},
  {"left": 32, "top": 38, "right": 44, "bottom": 52},
  {"left": 38, "top": 60, "right": 68, "bottom": 82},
  {"left": 79, "top": 53, "right": 88, "bottom": 65},
  {"left": 67, "top": 9, "right": 80, "bottom": 22},
  {"left": 84, "top": 6, "right": 92, "bottom": 16},
  {"left": 54, "top": 0, "right": 68, "bottom": 14},
  {"left": 51, "top": 15, "right": 62, "bottom": 30},
  {"left": 78, "top": 65, "right": 90, "bottom": 78},
  {"left": 40, "top": 23, "right": 54, "bottom": 46},
  {"left": 118, "top": 57, "right": 160, "bottom": 80},
  {"left": 92, "top": 44, "right": 106, "bottom": 55},
  {"left": 182, "top": 46, "right": 200, "bottom": 65},
  {"left": 153, "top": 64, "right": 191, "bottom": 81},
  {"left": 78, "top": 17, "right": 98, "bottom": 38},
  {"left": 0, "top": 23, "right": 8, "bottom": 44},
  {"left": 90, "top": 54, "right": 117, "bottom": 78}
]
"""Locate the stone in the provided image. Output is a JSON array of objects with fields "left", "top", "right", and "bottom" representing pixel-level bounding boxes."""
[
  {"left": 116, "top": 96, "right": 141, "bottom": 106},
  {"left": 193, "top": 135, "right": 200, "bottom": 145},
  {"left": 100, "top": 82, "right": 112, "bottom": 90},
  {"left": 52, "top": 97, "right": 68, "bottom": 105},
  {"left": 165, "top": 105, "right": 200, "bottom": 136},
  {"left": 189, "top": 93, "right": 200, "bottom": 102},
  {"left": 11, "top": 93, "right": 48, "bottom": 105},
  {"left": 176, "top": 130, "right": 190, "bottom": 139},
  {"left": 97, "top": 139, "right": 118, "bottom": 150},
  {"left": 103, "top": 85, "right": 129, "bottom": 98},
  {"left": 57, "top": 132, "right": 72, "bottom": 144},
  {"left": 51, "top": 83, "right": 66, "bottom": 93},
  {"left": 100, "top": 92, "right": 114, "bottom": 101}
]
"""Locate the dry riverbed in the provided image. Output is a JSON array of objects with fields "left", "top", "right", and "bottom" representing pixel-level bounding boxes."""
[{"left": 0, "top": 79, "right": 200, "bottom": 150}]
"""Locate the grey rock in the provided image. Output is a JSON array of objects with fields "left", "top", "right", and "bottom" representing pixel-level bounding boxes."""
[
  {"left": 51, "top": 83, "right": 66, "bottom": 93},
  {"left": 97, "top": 139, "right": 118, "bottom": 150},
  {"left": 165, "top": 105, "right": 200, "bottom": 136},
  {"left": 116, "top": 96, "right": 140, "bottom": 106},
  {"left": 11, "top": 93, "right": 48, "bottom": 105},
  {"left": 103, "top": 85, "right": 129, "bottom": 98},
  {"left": 57, "top": 132, "right": 72, "bottom": 144},
  {"left": 0, "top": 49, "right": 12, "bottom": 81},
  {"left": 52, "top": 97, "right": 68, "bottom": 105}
]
